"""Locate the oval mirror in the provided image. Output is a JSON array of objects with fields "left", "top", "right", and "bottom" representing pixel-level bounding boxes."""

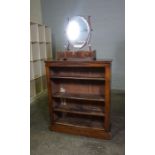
[{"left": 66, "top": 16, "right": 90, "bottom": 49}]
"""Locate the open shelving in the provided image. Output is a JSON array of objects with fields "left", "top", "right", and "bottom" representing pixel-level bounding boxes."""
[
  {"left": 41, "top": 60, "right": 46, "bottom": 75},
  {"left": 30, "top": 22, "right": 52, "bottom": 101},
  {"left": 39, "top": 43, "right": 47, "bottom": 59},
  {"left": 33, "top": 60, "right": 42, "bottom": 79},
  {"left": 31, "top": 43, "right": 40, "bottom": 60},
  {"left": 45, "top": 60, "right": 112, "bottom": 139},
  {"left": 38, "top": 25, "right": 46, "bottom": 42},
  {"left": 45, "top": 26, "right": 51, "bottom": 42},
  {"left": 30, "top": 23, "right": 39, "bottom": 42},
  {"left": 46, "top": 43, "right": 52, "bottom": 58}
]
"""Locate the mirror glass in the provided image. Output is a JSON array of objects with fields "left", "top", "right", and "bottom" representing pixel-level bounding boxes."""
[{"left": 66, "top": 16, "right": 90, "bottom": 49}]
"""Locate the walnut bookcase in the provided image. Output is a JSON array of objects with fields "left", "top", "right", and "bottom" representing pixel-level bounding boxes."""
[{"left": 45, "top": 60, "right": 112, "bottom": 139}]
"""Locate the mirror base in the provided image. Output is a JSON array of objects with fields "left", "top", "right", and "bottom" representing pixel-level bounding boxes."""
[{"left": 56, "top": 51, "right": 96, "bottom": 61}]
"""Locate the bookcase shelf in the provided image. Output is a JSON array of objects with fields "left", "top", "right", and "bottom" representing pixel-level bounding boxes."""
[
  {"left": 51, "top": 76, "right": 105, "bottom": 81},
  {"left": 52, "top": 92, "right": 105, "bottom": 101},
  {"left": 54, "top": 107, "right": 104, "bottom": 117},
  {"left": 55, "top": 114, "right": 104, "bottom": 129},
  {"left": 45, "top": 60, "right": 112, "bottom": 139}
]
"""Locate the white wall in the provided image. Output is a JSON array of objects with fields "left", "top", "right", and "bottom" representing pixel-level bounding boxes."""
[
  {"left": 30, "top": 0, "right": 43, "bottom": 24},
  {"left": 41, "top": 0, "right": 125, "bottom": 90}
]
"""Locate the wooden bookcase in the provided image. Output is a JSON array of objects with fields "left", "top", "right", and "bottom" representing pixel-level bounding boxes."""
[{"left": 45, "top": 60, "right": 112, "bottom": 139}]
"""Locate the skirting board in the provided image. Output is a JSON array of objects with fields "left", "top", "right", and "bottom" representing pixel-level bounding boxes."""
[{"left": 30, "top": 89, "right": 47, "bottom": 103}]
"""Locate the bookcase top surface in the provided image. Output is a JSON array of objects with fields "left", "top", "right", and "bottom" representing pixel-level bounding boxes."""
[{"left": 44, "top": 59, "right": 112, "bottom": 64}]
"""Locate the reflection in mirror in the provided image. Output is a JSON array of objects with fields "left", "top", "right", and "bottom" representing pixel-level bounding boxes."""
[{"left": 66, "top": 16, "right": 90, "bottom": 49}]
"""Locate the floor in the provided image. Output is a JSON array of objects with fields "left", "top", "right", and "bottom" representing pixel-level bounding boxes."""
[{"left": 30, "top": 90, "right": 125, "bottom": 155}]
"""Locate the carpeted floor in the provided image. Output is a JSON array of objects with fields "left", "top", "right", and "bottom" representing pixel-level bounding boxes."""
[{"left": 30, "top": 90, "right": 125, "bottom": 155}]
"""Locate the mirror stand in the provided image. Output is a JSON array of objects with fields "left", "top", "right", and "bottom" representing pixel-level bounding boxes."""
[{"left": 56, "top": 50, "right": 96, "bottom": 61}]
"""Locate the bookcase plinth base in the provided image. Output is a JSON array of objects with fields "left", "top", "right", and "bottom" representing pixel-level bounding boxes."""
[{"left": 49, "top": 124, "right": 112, "bottom": 140}]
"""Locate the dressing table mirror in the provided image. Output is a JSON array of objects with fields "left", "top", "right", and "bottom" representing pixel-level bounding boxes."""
[
  {"left": 66, "top": 16, "right": 91, "bottom": 49},
  {"left": 56, "top": 16, "right": 96, "bottom": 60}
]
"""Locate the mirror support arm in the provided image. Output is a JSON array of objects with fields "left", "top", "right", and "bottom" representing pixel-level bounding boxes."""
[{"left": 88, "top": 16, "right": 93, "bottom": 51}]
